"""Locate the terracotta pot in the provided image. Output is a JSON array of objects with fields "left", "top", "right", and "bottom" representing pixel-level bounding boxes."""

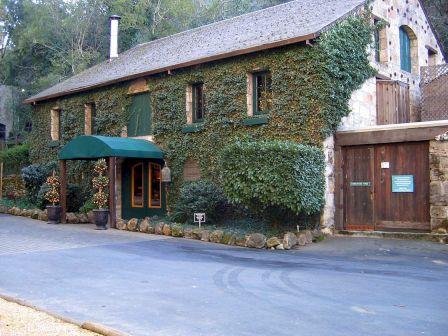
[
  {"left": 93, "top": 209, "right": 109, "bottom": 230},
  {"left": 46, "top": 205, "right": 61, "bottom": 224}
]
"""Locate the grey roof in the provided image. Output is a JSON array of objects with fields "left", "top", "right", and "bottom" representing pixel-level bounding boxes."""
[{"left": 26, "top": 0, "right": 365, "bottom": 104}]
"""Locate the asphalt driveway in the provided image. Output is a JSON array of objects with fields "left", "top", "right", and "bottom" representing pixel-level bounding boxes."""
[{"left": 0, "top": 214, "right": 447, "bottom": 336}]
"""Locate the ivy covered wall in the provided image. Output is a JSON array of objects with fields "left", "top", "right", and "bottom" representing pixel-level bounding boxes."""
[{"left": 29, "top": 15, "right": 375, "bottom": 205}]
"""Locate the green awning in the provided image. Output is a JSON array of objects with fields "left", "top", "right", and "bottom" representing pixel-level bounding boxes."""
[{"left": 59, "top": 135, "right": 164, "bottom": 160}]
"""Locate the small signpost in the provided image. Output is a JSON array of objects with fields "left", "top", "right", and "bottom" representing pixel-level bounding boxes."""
[{"left": 194, "top": 213, "right": 206, "bottom": 228}]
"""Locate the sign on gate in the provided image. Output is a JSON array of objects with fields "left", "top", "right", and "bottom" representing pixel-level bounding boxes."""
[{"left": 392, "top": 175, "right": 414, "bottom": 193}]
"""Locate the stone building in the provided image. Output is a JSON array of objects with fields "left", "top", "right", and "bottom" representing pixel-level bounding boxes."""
[
  {"left": 0, "top": 85, "right": 17, "bottom": 143},
  {"left": 25, "top": 0, "right": 447, "bottom": 232}
]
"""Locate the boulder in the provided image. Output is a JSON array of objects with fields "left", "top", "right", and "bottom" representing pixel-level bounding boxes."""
[
  {"left": 201, "top": 230, "right": 211, "bottom": 242},
  {"left": 297, "top": 233, "right": 307, "bottom": 246},
  {"left": 18, "top": 209, "right": 27, "bottom": 216},
  {"left": 321, "top": 227, "right": 334, "bottom": 236},
  {"left": 283, "top": 232, "right": 298, "bottom": 250},
  {"left": 31, "top": 209, "right": 40, "bottom": 219},
  {"left": 162, "top": 224, "right": 172, "bottom": 236},
  {"left": 139, "top": 218, "right": 150, "bottom": 233},
  {"left": 303, "top": 230, "right": 313, "bottom": 244},
  {"left": 171, "top": 224, "right": 184, "bottom": 237},
  {"left": 235, "top": 236, "right": 247, "bottom": 247},
  {"left": 226, "top": 234, "right": 236, "bottom": 246},
  {"left": 127, "top": 218, "right": 138, "bottom": 231},
  {"left": 116, "top": 218, "right": 127, "bottom": 230},
  {"left": 246, "top": 233, "right": 267, "bottom": 249},
  {"left": 77, "top": 213, "right": 89, "bottom": 223},
  {"left": 154, "top": 222, "right": 164, "bottom": 235},
  {"left": 275, "top": 244, "right": 285, "bottom": 250},
  {"left": 192, "top": 228, "right": 203, "bottom": 240},
  {"left": 210, "top": 230, "right": 224, "bottom": 243},
  {"left": 38, "top": 210, "right": 48, "bottom": 222},
  {"left": 0, "top": 205, "right": 7, "bottom": 213},
  {"left": 436, "top": 227, "right": 448, "bottom": 235},
  {"left": 66, "top": 212, "right": 79, "bottom": 224},
  {"left": 87, "top": 211, "right": 95, "bottom": 224},
  {"left": 266, "top": 237, "right": 281, "bottom": 248},
  {"left": 184, "top": 228, "right": 194, "bottom": 239}
]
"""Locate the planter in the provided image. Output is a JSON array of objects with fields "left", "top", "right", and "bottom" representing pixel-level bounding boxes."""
[
  {"left": 93, "top": 209, "right": 109, "bottom": 230},
  {"left": 46, "top": 205, "right": 61, "bottom": 224}
]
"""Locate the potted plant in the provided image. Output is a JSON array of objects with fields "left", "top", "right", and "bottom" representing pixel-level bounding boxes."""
[
  {"left": 92, "top": 159, "right": 109, "bottom": 230},
  {"left": 45, "top": 171, "right": 61, "bottom": 224}
]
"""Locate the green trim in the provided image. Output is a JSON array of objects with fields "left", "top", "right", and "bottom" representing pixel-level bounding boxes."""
[
  {"left": 59, "top": 135, "right": 164, "bottom": 160},
  {"left": 182, "top": 123, "right": 204, "bottom": 133},
  {"left": 48, "top": 140, "right": 60, "bottom": 148},
  {"left": 400, "top": 27, "right": 411, "bottom": 73},
  {"left": 243, "top": 115, "right": 269, "bottom": 126},
  {"left": 128, "top": 92, "right": 152, "bottom": 136}
]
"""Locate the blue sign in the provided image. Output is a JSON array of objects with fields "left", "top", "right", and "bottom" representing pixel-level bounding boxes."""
[{"left": 392, "top": 175, "right": 414, "bottom": 193}]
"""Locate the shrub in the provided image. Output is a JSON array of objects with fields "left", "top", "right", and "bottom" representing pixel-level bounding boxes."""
[
  {"left": 171, "top": 180, "right": 227, "bottom": 223},
  {"left": 21, "top": 161, "right": 57, "bottom": 204},
  {"left": 79, "top": 198, "right": 95, "bottom": 214},
  {"left": 37, "top": 183, "right": 85, "bottom": 212},
  {"left": 0, "top": 144, "right": 30, "bottom": 175},
  {"left": 219, "top": 140, "right": 325, "bottom": 215}
]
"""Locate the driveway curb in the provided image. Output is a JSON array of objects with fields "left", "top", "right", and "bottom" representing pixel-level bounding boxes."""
[{"left": 0, "top": 293, "right": 129, "bottom": 336}]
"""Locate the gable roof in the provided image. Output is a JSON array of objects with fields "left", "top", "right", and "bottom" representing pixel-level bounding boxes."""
[{"left": 26, "top": 0, "right": 366, "bottom": 104}]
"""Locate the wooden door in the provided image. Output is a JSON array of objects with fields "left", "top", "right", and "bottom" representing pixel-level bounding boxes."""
[
  {"left": 374, "top": 142, "right": 430, "bottom": 231},
  {"left": 343, "top": 146, "right": 375, "bottom": 231}
]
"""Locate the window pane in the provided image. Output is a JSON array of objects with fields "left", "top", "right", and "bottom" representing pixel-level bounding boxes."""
[
  {"left": 132, "top": 163, "right": 144, "bottom": 207},
  {"left": 256, "top": 72, "right": 272, "bottom": 114},
  {"left": 400, "top": 27, "right": 411, "bottom": 72},
  {"left": 150, "top": 163, "right": 161, "bottom": 207},
  {"left": 193, "top": 84, "right": 204, "bottom": 122}
]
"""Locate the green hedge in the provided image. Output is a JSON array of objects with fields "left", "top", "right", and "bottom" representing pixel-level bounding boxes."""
[
  {"left": 219, "top": 140, "right": 325, "bottom": 215},
  {"left": 0, "top": 144, "right": 30, "bottom": 175}
]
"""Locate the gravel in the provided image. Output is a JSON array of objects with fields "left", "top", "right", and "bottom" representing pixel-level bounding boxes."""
[{"left": 0, "top": 298, "right": 101, "bottom": 336}]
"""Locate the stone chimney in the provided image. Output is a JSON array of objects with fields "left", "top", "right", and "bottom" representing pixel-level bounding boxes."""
[{"left": 109, "top": 15, "right": 121, "bottom": 59}]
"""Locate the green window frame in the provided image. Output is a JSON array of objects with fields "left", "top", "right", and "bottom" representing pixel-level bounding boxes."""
[
  {"left": 192, "top": 83, "right": 205, "bottom": 123},
  {"left": 399, "top": 27, "right": 411, "bottom": 73},
  {"left": 128, "top": 92, "right": 152, "bottom": 136},
  {"left": 253, "top": 71, "right": 272, "bottom": 115}
]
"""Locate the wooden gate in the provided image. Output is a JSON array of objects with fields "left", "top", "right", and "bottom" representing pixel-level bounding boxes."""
[
  {"left": 343, "top": 142, "right": 430, "bottom": 232},
  {"left": 376, "top": 80, "right": 410, "bottom": 125}
]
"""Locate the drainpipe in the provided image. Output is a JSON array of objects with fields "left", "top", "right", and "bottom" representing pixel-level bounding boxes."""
[{"left": 109, "top": 15, "right": 121, "bottom": 60}]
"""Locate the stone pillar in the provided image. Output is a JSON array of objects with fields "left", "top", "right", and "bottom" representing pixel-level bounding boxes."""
[
  {"left": 429, "top": 139, "right": 448, "bottom": 233},
  {"left": 321, "top": 135, "right": 335, "bottom": 229}
]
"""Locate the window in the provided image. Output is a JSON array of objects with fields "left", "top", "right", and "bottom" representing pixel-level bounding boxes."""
[
  {"left": 132, "top": 163, "right": 144, "bottom": 208},
  {"left": 373, "top": 19, "right": 387, "bottom": 63},
  {"left": 0, "top": 123, "right": 5, "bottom": 142},
  {"left": 128, "top": 93, "right": 152, "bottom": 136},
  {"left": 192, "top": 83, "right": 205, "bottom": 122},
  {"left": 253, "top": 71, "right": 272, "bottom": 115},
  {"left": 50, "top": 108, "right": 61, "bottom": 141},
  {"left": 24, "top": 122, "right": 32, "bottom": 133},
  {"left": 149, "top": 163, "right": 161, "bottom": 208},
  {"left": 84, "top": 103, "right": 96, "bottom": 135},
  {"left": 399, "top": 26, "right": 417, "bottom": 73}
]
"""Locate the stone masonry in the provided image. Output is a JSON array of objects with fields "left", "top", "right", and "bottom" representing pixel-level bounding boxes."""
[{"left": 429, "top": 138, "right": 448, "bottom": 233}]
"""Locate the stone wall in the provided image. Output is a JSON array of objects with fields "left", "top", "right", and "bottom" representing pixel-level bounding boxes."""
[
  {"left": 341, "top": 0, "right": 445, "bottom": 130},
  {"left": 429, "top": 138, "right": 448, "bottom": 233}
]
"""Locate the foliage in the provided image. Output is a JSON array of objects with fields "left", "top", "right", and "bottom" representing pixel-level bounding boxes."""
[
  {"left": 0, "top": 196, "right": 36, "bottom": 209},
  {"left": 92, "top": 159, "right": 109, "bottom": 209},
  {"left": 219, "top": 140, "right": 325, "bottom": 215},
  {"left": 1, "top": 175, "right": 25, "bottom": 198},
  {"left": 0, "top": 143, "right": 30, "bottom": 175},
  {"left": 171, "top": 180, "right": 226, "bottom": 223},
  {"left": 37, "top": 182, "right": 84, "bottom": 212},
  {"left": 43, "top": 171, "right": 60, "bottom": 206},
  {"left": 422, "top": 0, "right": 448, "bottom": 53},
  {"left": 79, "top": 198, "right": 95, "bottom": 214},
  {"left": 20, "top": 161, "right": 57, "bottom": 204}
]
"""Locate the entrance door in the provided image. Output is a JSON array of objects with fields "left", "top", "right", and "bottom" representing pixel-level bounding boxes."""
[
  {"left": 122, "top": 159, "right": 166, "bottom": 219},
  {"left": 374, "top": 142, "right": 430, "bottom": 231},
  {"left": 343, "top": 146, "right": 375, "bottom": 231},
  {"left": 343, "top": 142, "right": 430, "bottom": 231}
]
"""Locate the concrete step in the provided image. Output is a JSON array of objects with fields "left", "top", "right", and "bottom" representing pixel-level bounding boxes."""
[{"left": 337, "top": 230, "right": 448, "bottom": 244}]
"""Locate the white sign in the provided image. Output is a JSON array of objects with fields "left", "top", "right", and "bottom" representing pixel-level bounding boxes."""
[
  {"left": 381, "top": 161, "right": 390, "bottom": 169},
  {"left": 194, "top": 213, "right": 206, "bottom": 228}
]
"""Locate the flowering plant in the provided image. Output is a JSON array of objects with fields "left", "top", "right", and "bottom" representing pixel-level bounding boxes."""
[
  {"left": 92, "top": 159, "right": 109, "bottom": 209},
  {"left": 44, "top": 171, "right": 60, "bottom": 206}
]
